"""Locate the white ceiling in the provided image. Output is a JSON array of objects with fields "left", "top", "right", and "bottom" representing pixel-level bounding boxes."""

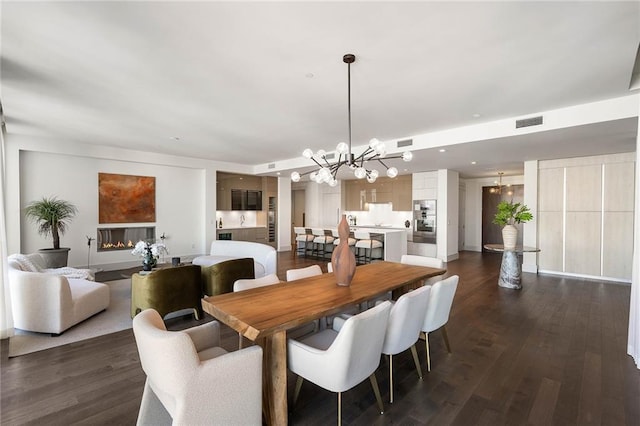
[{"left": 2, "top": 1, "right": 639, "bottom": 179}]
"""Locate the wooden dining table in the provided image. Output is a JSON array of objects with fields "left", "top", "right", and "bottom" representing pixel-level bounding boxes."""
[{"left": 201, "top": 260, "right": 446, "bottom": 425}]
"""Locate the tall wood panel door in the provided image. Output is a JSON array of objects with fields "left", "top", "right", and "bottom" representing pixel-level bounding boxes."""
[{"left": 537, "top": 168, "right": 564, "bottom": 271}]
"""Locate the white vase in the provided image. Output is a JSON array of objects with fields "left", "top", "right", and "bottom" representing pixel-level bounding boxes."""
[{"left": 502, "top": 224, "right": 518, "bottom": 249}]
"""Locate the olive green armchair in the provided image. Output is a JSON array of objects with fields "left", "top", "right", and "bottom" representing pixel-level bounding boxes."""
[
  {"left": 131, "top": 264, "right": 203, "bottom": 319},
  {"left": 201, "top": 257, "right": 255, "bottom": 296}
]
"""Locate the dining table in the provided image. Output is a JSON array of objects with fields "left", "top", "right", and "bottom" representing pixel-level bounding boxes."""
[{"left": 201, "top": 260, "right": 446, "bottom": 425}]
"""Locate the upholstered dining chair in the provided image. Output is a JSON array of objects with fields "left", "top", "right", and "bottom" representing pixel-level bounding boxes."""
[
  {"left": 381, "top": 285, "right": 432, "bottom": 403},
  {"left": 421, "top": 275, "right": 459, "bottom": 371},
  {"left": 233, "top": 273, "right": 281, "bottom": 348},
  {"left": 287, "top": 301, "right": 392, "bottom": 426},
  {"left": 286, "top": 264, "right": 322, "bottom": 282},
  {"left": 311, "top": 228, "right": 334, "bottom": 259},
  {"left": 354, "top": 230, "right": 383, "bottom": 264},
  {"left": 286, "top": 265, "right": 324, "bottom": 332},
  {"left": 132, "top": 309, "right": 262, "bottom": 426},
  {"left": 401, "top": 254, "right": 445, "bottom": 287}
]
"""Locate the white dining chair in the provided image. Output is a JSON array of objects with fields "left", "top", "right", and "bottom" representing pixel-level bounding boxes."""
[
  {"left": 132, "top": 309, "right": 262, "bottom": 425},
  {"left": 401, "top": 254, "right": 445, "bottom": 286},
  {"left": 286, "top": 264, "right": 322, "bottom": 281},
  {"left": 287, "top": 301, "right": 392, "bottom": 425},
  {"left": 421, "top": 275, "right": 459, "bottom": 371},
  {"left": 381, "top": 284, "right": 432, "bottom": 403},
  {"left": 233, "top": 273, "right": 282, "bottom": 348}
]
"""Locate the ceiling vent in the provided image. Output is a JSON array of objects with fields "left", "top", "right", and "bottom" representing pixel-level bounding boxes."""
[
  {"left": 397, "top": 139, "right": 413, "bottom": 148},
  {"left": 268, "top": 163, "right": 276, "bottom": 169},
  {"left": 516, "top": 116, "right": 543, "bottom": 129}
]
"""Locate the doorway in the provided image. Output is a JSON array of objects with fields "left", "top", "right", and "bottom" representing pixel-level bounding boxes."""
[{"left": 482, "top": 184, "right": 524, "bottom": 250}]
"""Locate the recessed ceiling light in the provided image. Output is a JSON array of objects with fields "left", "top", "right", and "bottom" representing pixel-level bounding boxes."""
[
  {"left": 439, "top": 149, "right": 446, "bottom": 153},
  {"left": 472, "top": 113, "right": 481, "bottom": 118},
  {"left": 170, "top": 136, "right": 180, "bottom": 141},
  {"left": 471, "top": 161, "right": 477, "bottom": 165},
  {"left": 276, "top": 172, "right": 281, "bottom": 175},
  {"left": 305, "top": 73, "right": 314, "bottom": 78}
]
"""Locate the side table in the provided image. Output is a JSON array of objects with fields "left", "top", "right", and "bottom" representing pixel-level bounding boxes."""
[{"left": 483, "top": 244, "right": 540, "bottom": 290}]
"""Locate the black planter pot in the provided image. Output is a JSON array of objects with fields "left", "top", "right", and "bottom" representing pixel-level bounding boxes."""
[{"left": 37, "top": 248, "right": 71, "bottom": 268}]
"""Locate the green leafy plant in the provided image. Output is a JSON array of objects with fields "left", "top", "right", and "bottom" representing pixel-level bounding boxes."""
[
  {"left": 492, "top": 200, "right": 533, "bottom": 226},
  {"left": 25, "top": 196, "right": 77, "bottom": 249}
]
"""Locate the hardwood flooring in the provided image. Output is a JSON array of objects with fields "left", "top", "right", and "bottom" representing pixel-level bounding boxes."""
[{"left": 1, "top": 251, "right": 638, "bottom": 425}]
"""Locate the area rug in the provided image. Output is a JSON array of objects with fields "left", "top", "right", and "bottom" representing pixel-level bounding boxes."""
[{"left": 8, "top": 279, "right": 132, "bottom": 357}]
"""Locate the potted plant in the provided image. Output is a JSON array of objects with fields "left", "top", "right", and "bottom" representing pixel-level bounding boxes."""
[
  {"left": 25, "top": 196, "right": 77, "bottom": 268},
  {"left": 492, "top": 200, "right": 533, "bottom": 249}
]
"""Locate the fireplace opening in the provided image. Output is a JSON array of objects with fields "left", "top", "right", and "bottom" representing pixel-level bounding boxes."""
[{"left": 97, "top": 227, "right": 156, "bottom": 252}]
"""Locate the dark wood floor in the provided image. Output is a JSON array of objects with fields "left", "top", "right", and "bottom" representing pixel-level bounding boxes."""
[{"left": 1, "top": 251, "right": 638, "bottom": 425}]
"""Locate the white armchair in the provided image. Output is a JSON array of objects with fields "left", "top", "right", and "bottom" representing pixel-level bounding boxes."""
[
  {"left": 8, "top": 254, "right": 109, "bottom": 334},
  {"left": 132, "top": 309, "right": 263, "bottom": 426},
  {"left": 287, "top": 301, "right": 392, "bottom": 424},
  {"left": 422, "top": 275, "right": 459, "bottom": 371}
]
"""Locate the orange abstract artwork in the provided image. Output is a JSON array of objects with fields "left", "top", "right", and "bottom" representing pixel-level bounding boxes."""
[{"left": 98, "top": 173, "right": 156, "bottom": 223}]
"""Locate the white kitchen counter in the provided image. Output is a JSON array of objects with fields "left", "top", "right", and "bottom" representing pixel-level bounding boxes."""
[{"left": 318, "top": 226, "right": 407, "bottom": 262}]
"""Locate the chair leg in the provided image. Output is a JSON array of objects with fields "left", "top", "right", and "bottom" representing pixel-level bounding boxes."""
[
  {"left": 337, "top": 391, "right": 342, "bottom": 426},
  {"left": 410, "top": 344, "right": 423, "bottom": 379},
  {"left": 369, "top": 373, "right": 385, "bottom": 414},
  {"left": 293, "top": 376, "right": 304, "bottom": 407},
  {"left": 389, "top": 354, "right": 394, "bottom": 403},
  {"left": 442, "top": 326, "right": 452, "bottom": 353},
  {"left": 425, "top": 332, "right": 431, "bottom": 372},
  {"left": 238, "top": 332, "right": 243, "bottom": 349}
]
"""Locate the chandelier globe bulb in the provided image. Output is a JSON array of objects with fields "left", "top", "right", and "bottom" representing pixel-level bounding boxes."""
[
  {"left": 336, "top": 142, "right": 349, "bottom": 154},
  {"left": 354, "top": 167, "right": 367, "bottom": 179},
  {"left": 302, "top": 148, "right": 314, "bottom": 159},
  {"left": 402, "top": 151, "right": 413, "bottom": 162},
  {"left": 386, "top": 167, "right": 398, "bottom": 178},
  {"left": 291, "top": 171, "right": 301, "bottom": 182}
]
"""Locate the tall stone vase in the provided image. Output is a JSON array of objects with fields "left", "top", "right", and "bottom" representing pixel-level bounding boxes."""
[
  {"left": 502, "top": 224, "right": 518, "bottom": 249},
  {"left": 331, "top": 215, "right": 356, "bottom": 287}
]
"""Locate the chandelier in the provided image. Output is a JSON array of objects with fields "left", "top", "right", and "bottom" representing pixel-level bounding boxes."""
[
  {"left": 489, "top": 172, "right": 512, "bottom": 195},
  {"left": 290, "top": 54, "right": 413, "bottom": 186}
]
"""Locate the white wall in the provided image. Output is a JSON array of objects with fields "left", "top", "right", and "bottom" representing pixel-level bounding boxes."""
[
  {"left": 6, "top": 135, "right": 252, "bottom": 270},
  {"left": 277, "top": 177, "right": 292, "bottom": 251},
  {"left": 19, "top": 151, "right": 205, "bottom": 269}
]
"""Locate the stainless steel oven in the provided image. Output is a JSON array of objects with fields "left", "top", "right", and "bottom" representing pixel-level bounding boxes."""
[{"left": 413, "top": 199, "right": 436, "bottom": 244}]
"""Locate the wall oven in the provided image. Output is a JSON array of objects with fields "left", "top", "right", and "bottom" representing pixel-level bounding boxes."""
[{"left": 413, "top": 199, "right": 437, "bottom": 244}]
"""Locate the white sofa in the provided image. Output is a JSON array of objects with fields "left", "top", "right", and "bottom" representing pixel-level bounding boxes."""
[
  {"left": 192, "top": 240, "right": 277, "bottom": 278},
  {"left": 8, "top": 253, "right": 110, "bottom": 334}
]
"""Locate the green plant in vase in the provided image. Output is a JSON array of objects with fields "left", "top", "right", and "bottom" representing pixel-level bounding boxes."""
[
  {"left": 492, "top": 200, "right": 533, "bottom": 249},
  {"left": 24, "top": 196, "right": 77, "bottom": 267}
]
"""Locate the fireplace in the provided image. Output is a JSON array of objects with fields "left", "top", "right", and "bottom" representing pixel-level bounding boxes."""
[{"left": 97, "top": 227, "right": 156, "bottom": 252}]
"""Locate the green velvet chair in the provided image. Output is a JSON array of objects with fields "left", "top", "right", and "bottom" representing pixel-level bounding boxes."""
[
  {"left": 131, "top": 264, "right": 203, "bottom": 319},
  {"left": 201, "top": 258, "right": 255, "bottom": 296}
]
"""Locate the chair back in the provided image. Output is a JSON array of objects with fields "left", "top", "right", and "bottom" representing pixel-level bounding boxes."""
[
  {"left": 294, "top": 227, "right": 308, "bottom": 235},
  {"left": 311, "top": 228, "right": 326, "bottom": 237},
  {"left": 423, "top": 275, "right": 459, "bottom": 333},
  {"left": 234, "top": 273, "right": 280, "bottom": 292},
  {"left": 354, "top": 230, "right": 371, "bottom": 240},
  {"left": 133, "top": 309, "right": 200, "bottom": 401},
  {"left": 326, "top": 301, "right": 392, "bottom": 391},
  {"left": 382, "top": 285, "right": 431, "bottom": 355},
  {"left": 286, "top": 264, "right": 322, "bottom": 281},
  {"left": 331, "top": 229, "right": 340, "bottom": 238},
  {"left": 401, "top": 254, "right": 444, "bottom": 269},
  {"left": 327, "top": 262, "right": 333, "bottom": 273},
  {"left": 202, "top": 257, "right": 255, "bottom": 296}
]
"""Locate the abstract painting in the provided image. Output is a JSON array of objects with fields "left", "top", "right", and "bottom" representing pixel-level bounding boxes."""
[{"left": 99, "top": 173, "right": 156, "bottom": 223}]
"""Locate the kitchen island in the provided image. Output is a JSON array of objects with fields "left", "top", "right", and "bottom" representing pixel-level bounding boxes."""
[{"left": 309, "top": 226, "right": 407, "bottom": 262}]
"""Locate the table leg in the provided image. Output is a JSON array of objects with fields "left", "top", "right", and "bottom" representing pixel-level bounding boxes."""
[
  {"left": 256, "top": 330, "right": 288, "bottom": 425},
  {"left": 498, "top": 250, "right": 522, "bottom": 289}
]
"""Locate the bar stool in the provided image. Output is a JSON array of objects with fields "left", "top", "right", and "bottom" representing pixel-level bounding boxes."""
[
  {"left": 294, "top": 227, "right": 314, "bottom": 257},
  {"left": 331, "top": 228, "right": 356, "bottom": 254},
  {"left": 354, "top": 230, "right": 383, "bottom": 264},
  {"left": 312, "top": 228, "right": 334, "bottom": 259}
]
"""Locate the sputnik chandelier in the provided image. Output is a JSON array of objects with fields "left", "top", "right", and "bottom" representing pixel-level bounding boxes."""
[{"left": 290, "top": 54, "right": 413, "bottom": 187}]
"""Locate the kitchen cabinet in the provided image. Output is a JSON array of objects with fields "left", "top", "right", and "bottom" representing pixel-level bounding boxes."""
[
  {"left": 217, "top": 172, "right": 275, "bottom": 211},
  {"left": 344, "top": 176, "right": 410, "bottom": 211},
  {"left": 217, "top": 227, "right": 268, "bottom": 243}
]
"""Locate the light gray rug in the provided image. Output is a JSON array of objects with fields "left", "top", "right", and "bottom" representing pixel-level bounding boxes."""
[{"left": 8, "top": 279, "right": 132, "bottom": 357}]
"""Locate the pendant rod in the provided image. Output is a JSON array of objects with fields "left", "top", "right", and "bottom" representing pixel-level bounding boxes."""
[{"left": 344, "top": 54, "right": 356, "bottom": 165}]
